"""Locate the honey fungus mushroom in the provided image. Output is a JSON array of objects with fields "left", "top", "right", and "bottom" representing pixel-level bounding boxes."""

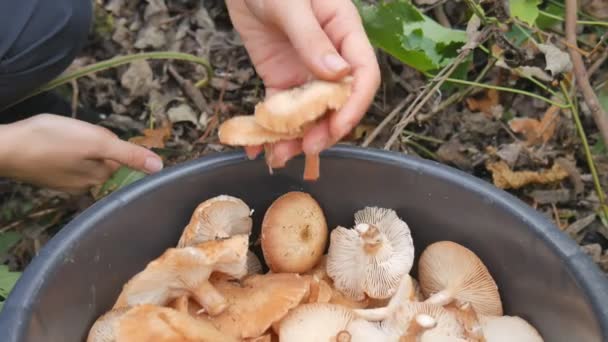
[
  {"left": 261, "top": 191, "right": 328, "bottom": 273},
  {"left": 177, "top": 195, "right": 253, "bottom": 247},
  {"left": 278, "top": 303, "right": 355, "bottom": 342},
  {"left": 418, "top": 241, "right": 503, "bottom": 316},
  {"left": 87, "top": 304, "right": 237, "bottom": 342},
  {"left": 113, "top": 234, "right": 248, "bottom": 316},
  {"left": 327, "top": 207, "right": 415, "bottom": 300}
]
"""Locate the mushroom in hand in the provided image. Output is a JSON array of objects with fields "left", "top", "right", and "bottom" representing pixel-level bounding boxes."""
[
  {"left": 177, "top": 195, "right": 253, "bottom": 247},
  {"left": 418, "top": 241, "right": 503, "bottom": 316},
  {"left": 113, "top": 234, "right": 248, "bottom": 316},
  {"left": 261, "top": 191, "right": 328, "bottom": 273},
  {"left": 327, "top": 207, "right": 415, "bottom": 300}
]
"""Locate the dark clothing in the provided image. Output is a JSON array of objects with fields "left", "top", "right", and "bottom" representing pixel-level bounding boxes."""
[{"left": 0, "top": 0, "right": 93, "bottom": 123}]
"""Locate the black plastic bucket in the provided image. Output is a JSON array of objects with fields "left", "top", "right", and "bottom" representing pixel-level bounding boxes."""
[{"left": 0, "top": 145, "right": 607, "bottom": 341}]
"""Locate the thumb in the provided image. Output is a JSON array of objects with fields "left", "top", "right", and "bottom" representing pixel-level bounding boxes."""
[
  {"left": 101, "top": 138, "right": 164, "bottom": 174},
  {"left": 261, "top": 0, "right": 351, "bottom": 80}
]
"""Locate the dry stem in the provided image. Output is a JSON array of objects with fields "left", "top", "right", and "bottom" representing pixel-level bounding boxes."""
[{"left": 565, "top": 0, "right": 608, "bottom": 145}]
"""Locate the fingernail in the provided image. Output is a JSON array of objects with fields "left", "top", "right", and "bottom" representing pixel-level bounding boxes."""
[
  {"left": 144, "top": 157, "right": 163, "bottom": 173},
  {"left": 323, "top": 53, "right": 349, "bottom": 73}
]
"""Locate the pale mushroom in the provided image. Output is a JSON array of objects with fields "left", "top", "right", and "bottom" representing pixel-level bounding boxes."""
[
  {"left": 261, "top": 191, "right": 328, "bottom": 273},
  {"left": 418, "top": 240, "right": 503, "bottom": 316},
  {"left": 218, "top": 115, "right": 303, "bottom": 146},
  {"left": 87, "top": 307, "right": 130, "bottom": 342},
  {"left": 205, "top": 273, "right": 311, "bottom": 339},
  {"left": 113, "top": 234, "right": 248, "bottom": 316},
  {"left": 346, "top": 319, "right": 397, "bottom": 342},
  {"left": 307, "top": 275, "right": 333, "bottom": 303},
  {"left": 326, "top": 207, "right": 415, "bottom": 300},
  {"left": 177, "top": 195, "right": 253, "bottom": 247},
  {"left": 278, "top": 303, "right": 355, "bottom": 342},
  {"left": 367, "top": 274, "right": 417, "bottom": 309},
  {"left": 247, "top": 250, "right": 263, "bottom": 275},
  {"left": 479, "top": 315, "right": 544, "bottom": 342},
  {"left": 445, "top": 301, "right": 484, "bottom": 341},
  {"left": 254, "top": 77, "right": 353, "bottom": 134}
]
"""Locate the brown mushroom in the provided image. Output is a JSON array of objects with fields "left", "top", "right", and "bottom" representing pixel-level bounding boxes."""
[
  {"left": 418, "top": 241, "right": 503, "bottom": 316},
  {"left": 113, "top": 234, "right": 248, "bottom": 316},
  {"left": 177, "top": 195, "right": 253, "bottom": 247},
  {"left": 253, "top": 77, "right": 353, "bottom": 135},
  {"left": 205, "top": 273, "right": 311, "bottom": 339},
  {"left": 261, "top": 191, "right": 328, "bottom": 273},
  {"left": 218, "top": 115, "right": 303, "bottom": 146},
  {"left": 326, "top": 207, "right": 415, "bottom": 301},
  {"left": 278, "top": 303, "right": 355, "bottom": 342},
  {"left": 479, "top": 315, "right": 544, "bottom": 342}
]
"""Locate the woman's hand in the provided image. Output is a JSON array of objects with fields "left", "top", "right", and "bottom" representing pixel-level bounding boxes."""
[
  {"left": 226, "top": 0, "right": 381, "bottom": 167},
  {"left": 0, "top": 114, "right": 164, "bottom": 194}
]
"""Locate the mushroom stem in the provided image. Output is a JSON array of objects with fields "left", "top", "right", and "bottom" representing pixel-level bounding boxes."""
[
  {"left": 172, "top": 295, "right": 189, "bottom": 314},
  {"left": 400, "top": 314, "right": 437, "bottom": 342},
  {"left": 355, "top": 224, "right": 384, "bottom": 255},
  {"left": 424, "top": 289, "right": 454, "bottom": 307},
  {"left": 303, "top": 152, "right": 320, "bottom": 181},
  {"left": 264, "top": 144, "right": 275, "bottom": 175},
  {"left": 334, "top": 330, "right": 352, "bottom": 342},
  {"left": 308, "top": 276, "right": 321, "bottom": 303},
  {"left": 454, "top": 302, "right": 484, "bottom": 341},
  {"left": 191, "top": 281, "right": 228, "bottom": 316},
  {"left": 353, "top": 274, "right": 414, "bottom": 321}
]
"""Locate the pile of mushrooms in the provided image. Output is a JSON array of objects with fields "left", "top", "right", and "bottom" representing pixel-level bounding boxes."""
[
  {"left": 217, "top": 77, "right": 353, "bottom": 181},
  {"left": 87, "top": 191, "right": 544, "bottom": 342}
]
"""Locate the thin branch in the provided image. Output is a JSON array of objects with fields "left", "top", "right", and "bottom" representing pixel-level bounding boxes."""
[
  {"left": 565, "top": 0, "right": 608, "bottom": 145},
  {"left": 362, "top": 95, "right": 412, "bottom": 147}
]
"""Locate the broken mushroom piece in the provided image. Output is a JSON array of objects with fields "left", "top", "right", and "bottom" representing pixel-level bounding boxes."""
[
  {"left": 418, "top": 241, "right": 503, "bottom": 316},
  {"left": 479, "top": 315, "right": 544, "bottom": 342},
  {"left": 177, "top": 195, "right": 253, "bottom": 247},
  {"left": 254, "top": 77, "right": 353, "bottom": 134},
  {"left": 327, "top": 207, "right": 415, "bottom": 301},
  {"left": 261, "top": 191, "right": 328, "bottom": 273},
  {"left": 113, "top": 234, "right": 248, "bottom": 316},
  {"left": 278, "top": 303, "right": 355, "bottom": 342},
  {"left": 206, "top": 273, "right": 311, "bottom": 339}
]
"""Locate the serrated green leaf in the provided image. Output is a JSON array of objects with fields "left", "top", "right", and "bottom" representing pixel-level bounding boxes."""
[
  {"left": 354, "top": 0, "right": 467, "bottom": 72},
  {"left": 93, "top": 166, "right": 147, "bottom": 200},
  {"left": 0, "top": 232, "right": 21, "bottom": 255},
  {"left": 0, "top": 265, "right": 21, "bottom": 298},
  {"left": 510, "top": 0, "right": 542, "bottom": 25}
]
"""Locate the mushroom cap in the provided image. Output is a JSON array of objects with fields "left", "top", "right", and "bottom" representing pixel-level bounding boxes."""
[
  {"left": 177, "top": 195, "right": 253, "bottom": 247},
  {"left": 115, "top": 304, "right": 238, "bottom": 342},
  {"left": 261, "top": 191, "right": 328, "bottom": 273},
  {"left": 278, "top": 303, "right": 355, "bottom": 342},
  {"left": 207, "top": 273, "right": 311, "bottom": 339},
  {"left": 218, "top": 115, "right": 303, "bottom": 146},
  {"left": 87, "top": 307, "right": 130, "bottom": 342},
  {"left": 247, "top": 250, "right": 263, "bottom": 275},
  {"left": 346, "top": 319, "right": 398, "bottom": 342},
  {"left": 254, "top": 77, "right": 353, "bottom": 134},
  {"left": 479, "top": 315, "right": 544, "bottom": 342},
  {"left": 390, "top": 302, "right": 465, "bottom": 340},
  {"left": 113, "top": 234, "right": 248, "bottom": 309},
  {"left": 418, "top": 241, "right": 503, "bottom": 316},
  {"left": 326, "top": 207, "right": 414, "bottom": 300}
]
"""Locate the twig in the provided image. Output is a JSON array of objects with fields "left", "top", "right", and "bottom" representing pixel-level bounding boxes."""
[
  {"left": 433, "top": 5, "right": 451, "bottom": 28},
  {"left": 362, "top": 95, "right": 412, "bottom": 147},
  {"left": 560, "top": 81, "right": 608, "bottom": 221},
  {"left": 588, "top": 48, "right": 608, "bottom": 78},
  {"left": 565, "top": 0, "right": 608, "bottom": 146},
  {"left": 167, "top": 65, "right": 207, "bottom": 112},
  {"left": 70, "top": 80, "right": 79, "bottom": 118}
]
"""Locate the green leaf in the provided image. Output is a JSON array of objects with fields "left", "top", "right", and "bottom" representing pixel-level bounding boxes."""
[
  {"left": 536, "top": 3, "right": 565, "bottom": 29},
  {"left": 0, "top": 232, "right": 21, "bottom": 255},
  {"left": 354, "top": 0, "right": 467, "bottom": 72},
  {"left": 0, "top": 265, "right": 21, "bottom": 298},
  {"left": 510, "top": 0, "right": 542, "bottom": 25},
  {"left": 92, "top": 166, "right": 147, "bottom": 200}
]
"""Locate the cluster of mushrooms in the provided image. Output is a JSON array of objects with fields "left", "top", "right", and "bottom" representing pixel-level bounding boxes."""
[
  {"left": 217, "top": 76, "right": 353, "bottom": 181},
  {"left": 87, "top": 191, "right": 544, "bottom": 341}
]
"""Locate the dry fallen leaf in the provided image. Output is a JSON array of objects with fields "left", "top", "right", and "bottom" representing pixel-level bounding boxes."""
[
  {"left": 486, "top": 160, "right": 569, "bottom": 189},
  {"left": 120, "top": 60, "right": 154, "bottom": 97},
  {"left": 129, "top": 122, "right": 172, "bottom": 149},
  {"left": 465, "top": 88, "right": 499, "bottom": 117},
  {"left": 537, "top": 43, "right": 573, "bottom": 77},
  {"left": 582, "top": 0, "right": 608, "bottom": 19},
  {"left": 508, "top": 105, "right": 560, "bottom": 145}
]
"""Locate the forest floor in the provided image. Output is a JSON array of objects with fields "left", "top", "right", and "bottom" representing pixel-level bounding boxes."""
[{"left": 1, "top": 0, "right": 607, "bottom": 303}]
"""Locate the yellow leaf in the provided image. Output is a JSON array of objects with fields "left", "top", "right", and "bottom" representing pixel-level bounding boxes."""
[{"left": 486, "top": 161, "right": 568, "bottom": 189}]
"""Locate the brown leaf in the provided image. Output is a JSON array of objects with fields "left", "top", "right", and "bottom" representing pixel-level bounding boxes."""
[
  {"left": 508, "top": 105, "right": 560, "bottom": 145},
  {"left": 465, "top": 88, "right": 499, "bottom": 116},
  {"left": 128, "top": 122, "right": 172, "bottom": 149},
  {"left": 486, "top": 160, "right": 569, "bottom": 189}
]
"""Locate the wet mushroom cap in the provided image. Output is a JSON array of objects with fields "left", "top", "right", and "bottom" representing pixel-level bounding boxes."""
[
  {"left": 177, "top": 195, "right": 253, "bottom": 247},
  {"left": 261, "top": 191, "right": 328, "bottom": 273},
  {"left": 278, "top": 303, "right": 355, "bottom": 342},
  {"left": 418, "top": 241, "right": 503, "bottom": 316},
  {"left": 218, "top": 115, "right": 303, "bottom": 146},
  {"left": 206, "top": 273, "right": 311, "bottom": 339},
  {"left": 254, "top": 77, "right": 353, "bottom": 134}
]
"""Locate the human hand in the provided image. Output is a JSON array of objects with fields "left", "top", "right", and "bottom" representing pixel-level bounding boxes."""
[
  {"left": 225, "top": 0, "right": 381, "bottom": 167},
  {"left": 0, "top": 114, "right": 164, "bottom": 194}
]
